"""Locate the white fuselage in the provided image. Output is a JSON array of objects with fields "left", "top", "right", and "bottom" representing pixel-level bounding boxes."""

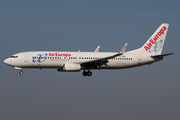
[{"left": 4, "top": 51, "right": 156, "bottom": 70}]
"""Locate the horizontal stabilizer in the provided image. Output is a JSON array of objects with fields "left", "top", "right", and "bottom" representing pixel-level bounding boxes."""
[{"left": 151, "top": 53, "right": 174, "bottom": 58}]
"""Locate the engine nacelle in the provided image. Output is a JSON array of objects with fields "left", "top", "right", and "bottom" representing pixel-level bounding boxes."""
[{"left": 57, "top": 63, "right": 81, "bottom": 72}]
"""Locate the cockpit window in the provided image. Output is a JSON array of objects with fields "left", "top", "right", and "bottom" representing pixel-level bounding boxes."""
[{"left": 11, "top": 56, "right": 18, "bottom": 58}]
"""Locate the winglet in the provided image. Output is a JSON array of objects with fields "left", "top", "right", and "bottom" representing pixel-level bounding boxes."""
[
  {"left": 119, "top": 43, "right": 128, "bottom": 54},
  {"left": 94, "top": 46, "right": 100, "bottom": 52}
]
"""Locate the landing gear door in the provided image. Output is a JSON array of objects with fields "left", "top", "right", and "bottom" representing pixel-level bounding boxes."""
[{"left": 24, "top": 54, "right": 29, "bottom": 62}]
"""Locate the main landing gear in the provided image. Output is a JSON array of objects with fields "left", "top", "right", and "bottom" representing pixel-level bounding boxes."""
[{"left": 83, "top": 69, "right": 92, "bottom": 76}]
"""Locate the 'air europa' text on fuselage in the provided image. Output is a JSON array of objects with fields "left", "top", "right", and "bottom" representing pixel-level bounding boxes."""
[
  {"left": 48, "top": 53, "right": 71, "bottom": 57},
  {"left": 144, "top": 26, "right": 167, "bottom": 51}
]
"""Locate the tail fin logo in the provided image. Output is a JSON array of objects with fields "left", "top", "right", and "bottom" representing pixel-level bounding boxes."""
[
  {"left": 149, "top": 40, "right": 163, "bottom": 53},
  {"left": 144, "top": 26, "right": 167, "bottom": 51}
]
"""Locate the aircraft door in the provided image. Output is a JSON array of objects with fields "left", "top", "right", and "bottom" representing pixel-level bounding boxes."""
[
  {"left": 137, "top": 55, "right": 142, "bottom": 64},
  {"left": 24, "top": 54, "right": 29, "bottom": 62}
]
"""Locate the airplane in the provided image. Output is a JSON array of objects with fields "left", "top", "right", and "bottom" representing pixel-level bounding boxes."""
[{"left": 4, "top": 23, "right": 174, "bottom": 76}]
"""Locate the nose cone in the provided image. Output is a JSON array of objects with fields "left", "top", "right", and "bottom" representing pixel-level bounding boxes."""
[{"left": 4, "top": 58, "right": 11, "bottom": 65}]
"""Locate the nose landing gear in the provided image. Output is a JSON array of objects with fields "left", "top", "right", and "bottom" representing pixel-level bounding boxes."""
[
  {"left": 83, "top": 69, "right": 92, "bottom": 76},
  {"left": 14, "top": 67, "right": 23, "bottom": 75}
]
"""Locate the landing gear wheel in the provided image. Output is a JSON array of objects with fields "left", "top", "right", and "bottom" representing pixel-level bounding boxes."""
[
  {"left": 82, "top": 70, "right": 92, "bottom": 76},
  {"left": 19, "top": 71, "right": 23, "bottom": 75},
  {"left": 87, "top": 71, "right": 92, "bottom": 76},
  {"left": 83, "top": 71, "right": 88, "bottom": 76}
]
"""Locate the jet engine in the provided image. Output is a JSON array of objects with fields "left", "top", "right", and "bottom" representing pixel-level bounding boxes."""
[{"left": 57, "top": 63, "right": 81, "bottom": 72}]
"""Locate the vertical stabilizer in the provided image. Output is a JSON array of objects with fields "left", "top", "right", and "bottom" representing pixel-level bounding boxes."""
[{"left": 134, "top": 23, "right": 169, "bottom": 55}]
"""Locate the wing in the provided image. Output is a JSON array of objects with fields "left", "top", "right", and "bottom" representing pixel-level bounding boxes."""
[{"left": 80, "top": 43, "right": 128, "bottom": 69}]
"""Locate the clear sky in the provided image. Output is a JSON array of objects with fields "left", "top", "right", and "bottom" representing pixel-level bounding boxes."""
[{"left": 0, "top": 0, "right": 180, "bottom": 120}]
